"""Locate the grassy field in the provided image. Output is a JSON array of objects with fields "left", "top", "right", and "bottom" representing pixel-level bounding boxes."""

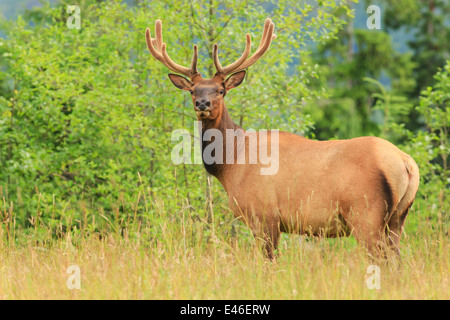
[{"left": 0, "top": 192, "right": 448, "bottom": 300}]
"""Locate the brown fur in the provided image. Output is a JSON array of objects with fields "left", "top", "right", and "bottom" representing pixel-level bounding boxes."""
[
  {"left": 172, "top": 74, "right": 420, "bottom": 259},
  {"left": 147, "top": 19, "right": 420, "bottom": 260}
]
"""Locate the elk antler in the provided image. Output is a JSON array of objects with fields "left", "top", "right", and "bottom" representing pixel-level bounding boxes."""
[
  {"left": 213, "top": 18, "right": 276, "bottom": 77},
  {"left": 145, "top": 20, "right": 200, "bottom": 79}
]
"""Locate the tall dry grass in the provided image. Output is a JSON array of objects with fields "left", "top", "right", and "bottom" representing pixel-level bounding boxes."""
[{"left": 0, "top": 194, "right": 448, "bottom": 300}]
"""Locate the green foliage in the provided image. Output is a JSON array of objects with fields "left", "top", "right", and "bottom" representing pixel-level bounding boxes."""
[
  {"left": 363, "top": 77, "right": 413, "bottom": 140},
  {"left": 0, "top": 0, "right": 353, "bottom": 233},
  {"left": 381, "top": 0, "right": 450, "bottom": 97},
  {"left": 410, "top": 62, "right": 450, "bottom": 209},
  {"left": 307, "top": 7, "right": 416, "bottom": 139}
]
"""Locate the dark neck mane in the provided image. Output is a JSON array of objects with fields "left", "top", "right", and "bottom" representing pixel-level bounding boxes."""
[{"left": 200, "top": 104, "right": 242, "bottom": 179}]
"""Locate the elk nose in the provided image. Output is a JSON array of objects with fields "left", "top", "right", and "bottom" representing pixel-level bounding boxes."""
[{"left": 195, "top": 100, "right": 211, "bottom": 110}]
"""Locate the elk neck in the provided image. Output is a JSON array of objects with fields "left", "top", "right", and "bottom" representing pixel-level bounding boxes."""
[{"left": 200, "top": 102, "right": 242, "bottom": 181}]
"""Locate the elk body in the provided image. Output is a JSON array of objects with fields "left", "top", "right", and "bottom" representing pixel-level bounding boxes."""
[{"left": 145, "top": 19, "right": 420, "bottom": 259}]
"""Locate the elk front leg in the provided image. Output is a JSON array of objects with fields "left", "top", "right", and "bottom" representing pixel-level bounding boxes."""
[
  {"left": 262, "top": 223, "right": 281, "bottom": 260},
  {"left": 247, "top": 214, "right": 281, "bottom": 260}
]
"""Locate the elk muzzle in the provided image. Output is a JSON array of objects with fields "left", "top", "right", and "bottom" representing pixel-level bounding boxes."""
[{"left": 195, "top": 99, "right": 211, "bottom": 118}]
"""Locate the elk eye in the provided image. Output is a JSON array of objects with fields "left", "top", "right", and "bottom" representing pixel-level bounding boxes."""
[
  {"left": 189, "top": 90, "right": 194, "bottom": 95},
  {"left": 219, "top": 89, "right": 225, "bottom": 95}
]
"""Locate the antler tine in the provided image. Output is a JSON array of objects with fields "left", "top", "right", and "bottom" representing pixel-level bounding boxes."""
[
  {"left": 213, "top": 18, "right": 276, "bottom": 77},
  {"left": 161, "top": 43, "right": 192, "bottom": 76},
  {"left": 213, "top": 43, "right": 223, "bottom": 74},
  {"left": 233, "top": 19, "right": 275, "bottom": 72},
  {"left": 145, "top": 27, "right": 166, "bottom": 65},
  {"left": 145, "top": 19, "right": 200, "bottom": 79},
  {"left": 214, "top": 33, "right": 251, "bottom": 76},
  {"left": 191, "top": 44, "right": 199, "bottom": 74},
  {"left": 222, "top": 33, "right": 252, "bottom": 75},
  {"left": 256, "top": 18, "right": 277, "bottom": 50},
  {"left": 155, "top": 19, "right": 163, "bottom": 50},
  {"left": 257, "top": 18, "right": 271, "bottom": 51}
]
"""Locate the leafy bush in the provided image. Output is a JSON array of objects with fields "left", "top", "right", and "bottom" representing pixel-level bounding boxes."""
[
  {"left": 0, "top": 0, "right": 353, "bottom": 233},
  {"left": 407, "top": 62, "right": 450, "bottom": 209}
]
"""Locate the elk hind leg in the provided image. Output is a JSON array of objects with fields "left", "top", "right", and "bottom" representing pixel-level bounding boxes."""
[
  {"left": 386, "top": 162, "right": 419, "bottom": 258},
  {"left": 345, "top": 205, "right": 388, "bottom": 261},
  {"left": 386, "top": 201, "right": 413, "bottom": 256}
]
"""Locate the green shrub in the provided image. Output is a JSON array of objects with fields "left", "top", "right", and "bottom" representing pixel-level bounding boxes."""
[{"left": 0, "top": 0, "right": 352, "bottom": 234}]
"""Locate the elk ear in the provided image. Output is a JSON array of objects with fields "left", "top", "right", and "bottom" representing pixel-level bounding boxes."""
[
  {"left": 224, "top": 71, "right": 246, "bottom": 90},
  {"left": 168, "top": 74, "right": 193, "bottom": 91}
]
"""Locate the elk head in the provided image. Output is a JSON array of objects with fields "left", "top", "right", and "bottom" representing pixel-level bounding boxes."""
[{"left": 145, "top": 19, "right": 276, "bottom": 121}]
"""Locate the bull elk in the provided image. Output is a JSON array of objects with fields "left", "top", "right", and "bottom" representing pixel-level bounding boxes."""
[{"left": 145, "top": 18, "right": 420, "bottom": 259}]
